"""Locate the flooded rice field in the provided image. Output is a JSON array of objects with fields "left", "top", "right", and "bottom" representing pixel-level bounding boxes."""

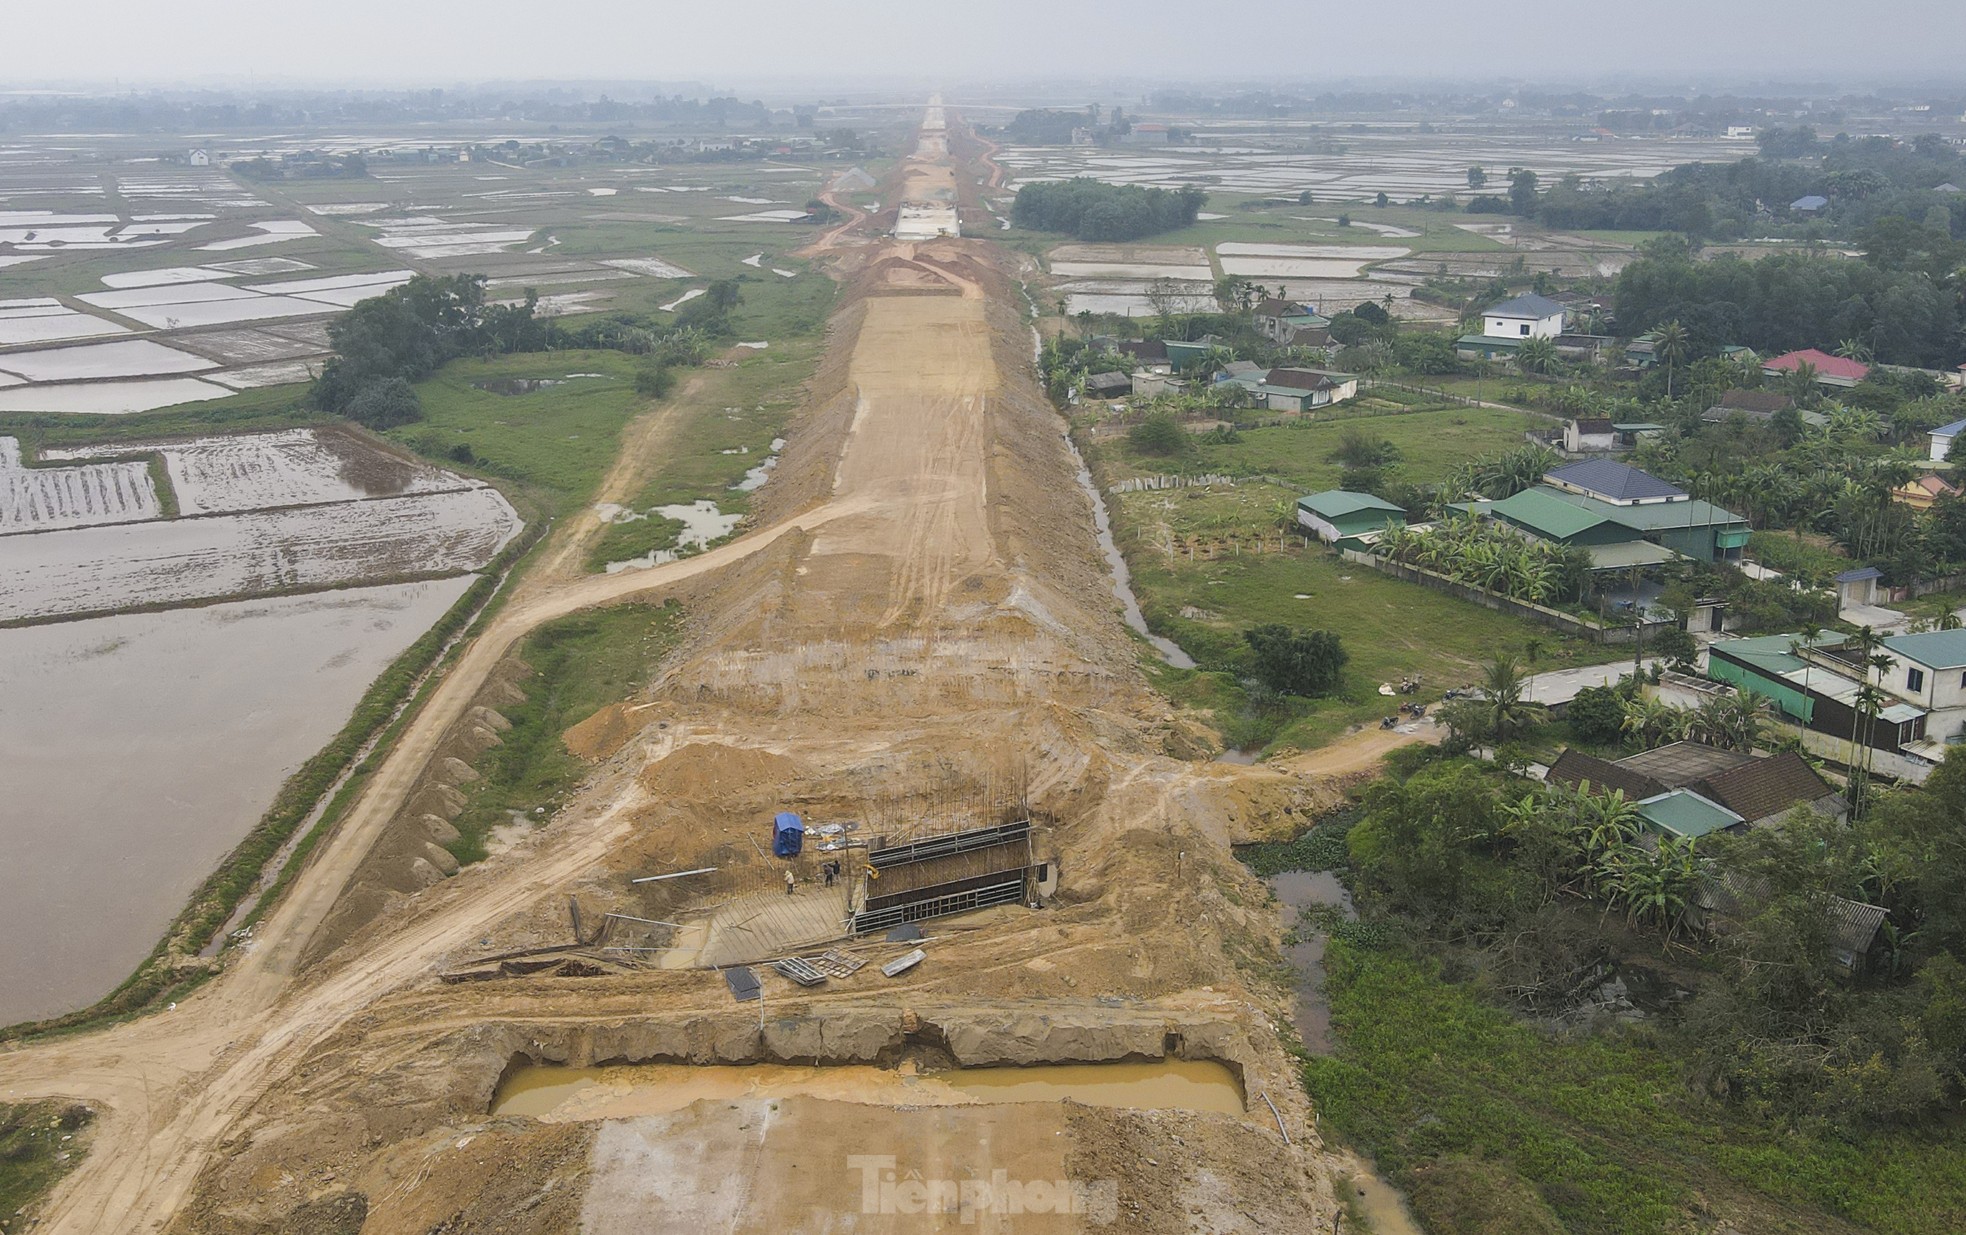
[
  {"left": 2, "top": 487, "right": 518, "bottom": 622},
  {"left": 492, "top": 1059, "right": 1247, "bottom": 1122},
  {"left": 0, "top": 578, "right": 475, "bottom": 1025},
  {"left": 997, "top": 129, "right": 1748, "bottom": 200},
  {"left": 2, "top": 427, "right": 519, "bottom": 621},
  {"left": 44, "top": 426, "right": 462, "bottom": 513}
]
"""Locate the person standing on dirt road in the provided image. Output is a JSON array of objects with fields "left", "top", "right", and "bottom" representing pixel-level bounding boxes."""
[{"left": 785, "top": 869, "right": 796, "bottom": 896}]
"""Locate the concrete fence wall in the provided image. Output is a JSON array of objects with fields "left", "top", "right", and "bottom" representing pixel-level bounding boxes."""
[{"left": 1344, "top": 549, "right": 1672, "bottom": 646}]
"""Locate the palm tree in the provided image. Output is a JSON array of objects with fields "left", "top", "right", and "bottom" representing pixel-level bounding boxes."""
[
  {"left": 1653, "top": 320, "right": 1689, "bottom": 401},
  {"left": 1836, "top": 337, "right": 1875, "bottom": 365},
  {"left": 1481, "top": 654, "right": 1540, "bottom": 742}
]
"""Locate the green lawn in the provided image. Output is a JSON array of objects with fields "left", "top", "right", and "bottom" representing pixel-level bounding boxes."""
[
  {"left": 1089, "top": 405, "right": 1616, "bottom": 752},
  {"left": 583, "top": 335, "right": 822, "bottom": 571},
  {"left": 386, "top": 351, "right": 646, "bottom": 517},
  {"left": 1129, "top": 539, "right": 1619, "bottom": 750},
  {"left": 1306, "top": 940, "right": 1966, "bottom": 1235},
  {"left": 445, "top": 601, "right": 685, "bottom": 865},
  {"left": 1104, "top": 406, "right": 1552, "bottom": 490}
]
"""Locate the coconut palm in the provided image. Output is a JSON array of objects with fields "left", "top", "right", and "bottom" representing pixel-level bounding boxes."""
[
  {"left": 1653, "top": 320, "right": 1689, "bottom": 401},
  {"left": 1481, "top": 654, "right": 1541, "bottom": 742},
  {"left": 1836, "top": 337, "right": 1875, "bottom": 364}
]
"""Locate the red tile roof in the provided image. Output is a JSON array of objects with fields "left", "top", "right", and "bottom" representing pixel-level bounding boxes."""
[{"left": 1764, "top": 349, "right": 1870, "bottom": 382}]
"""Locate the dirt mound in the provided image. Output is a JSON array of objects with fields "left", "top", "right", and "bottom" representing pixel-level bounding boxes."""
[
  {"left": 562, "top": 701, "right": 646, "bottom": 763},
  {"left": 640, "top": 740, "right": 805, "bottom": 804}
]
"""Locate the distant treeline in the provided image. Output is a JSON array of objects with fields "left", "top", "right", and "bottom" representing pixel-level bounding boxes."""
[
  {"left": 230, "top": 153, "right": 367, "bottom": 182},
  {"left": 0, "top": 92, "right": 776, "bottom": 134},
  {"left": 313, "top": 274, "right": 743, "bottom": 429},
  {"left": 1012, "top": 180, "right": 1207, "bottom": 242},
  {"left": 1615, "top": 234, "right": 1964, "bottom": 367}
]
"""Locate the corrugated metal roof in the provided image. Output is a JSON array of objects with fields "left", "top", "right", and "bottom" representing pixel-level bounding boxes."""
[
  {"left": 1297, "top": 490, "right": 1403, "bottom": 520},
  {"left": 1485, "top": 292, "right": 1568, "bottom": 319},
  {"left": 1545, "top": 459, "right": 1687, "bottom": 503},
  {"left": 1488, "top": 486, "right": 1628, "bottom": 539},
  {"left": 1636, "top": 789, "right": 1744, "bottom": 839},
  {"left": 1884, "top": 628, "right": 1966, "bottom": 670}
]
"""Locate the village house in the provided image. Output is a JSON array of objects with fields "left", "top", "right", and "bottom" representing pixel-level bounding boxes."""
[
  {"left": 1082, "top": 371, "right": 1132, "bottom": 399},
  {"left": 1562, "top": 416, "right": 1617, "bottom": 453},
  {"left": 1929, "top": 416, "right": 1966, "bottom": 462},
  {"left": 1875, "top": 628, "right": 1966, "bottom": 743},
  {"left": 1705, "top": 631, "right": 1929, "bottom": 754},
  {"left": 1295, "top": 490, "right": 1406, "bottom": 547},
  {"left": 1763, "top": 348, "right": 1870, "bottom": 389},
  {"left": 1481, "top": 292, "right": 1567, "bottom": 340},
  {"left": 1252, "top": 298, "right": 1327, "bottom": 345},
  {"left": 1466, "top": 459, "right": 1749, "bottom": 569},
  {"left": 1891, "top": 472, "right": 1960, "bottom": 511},
  {"left": 1791, "top": 194, "right": 1830, "bottom": 215},
  {"left": 1548, "top": 742, "right": 1845, "bottom": 837}
]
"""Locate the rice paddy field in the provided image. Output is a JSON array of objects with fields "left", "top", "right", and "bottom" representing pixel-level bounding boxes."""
[
  {"left": 0, "top": 121, "right": 862, "bottom": 1023},
  {"left": 997, "top": 122, "right": 1740, "bottom": 319}
]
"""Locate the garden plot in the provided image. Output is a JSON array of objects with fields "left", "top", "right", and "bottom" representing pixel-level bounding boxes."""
[
  {"left": 0, "top": 437, "right": 160, "bottom": 533},
  {"left": 0, "top": 487, "right": 520, "bottom": 623},
  {"left": 206, "top": 257, "right": 316, "bottom": 276},
  {"left": 1215, "top": 242, "right": 1410, "bottom": 279},
  {"left": 46, "top": 427, "right": 466, "bottom": 514},
  {"left": 723, "top": 209, "right": 811, "bottom": 223},
  {"left": 0, "top": 377, "right": 234, "bottom": 415},
  {"left": 0, "top": 338, "right": 216, "bottom": 382},
  {"left": 0, "top": 578, "right": 474, "bottom": 1024}
]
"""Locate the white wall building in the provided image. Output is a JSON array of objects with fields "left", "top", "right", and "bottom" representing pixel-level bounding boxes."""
[
  {"left": 1482, "top": 293, "right": 1567, "bottom": 340},
  {"left": 1880, "top": 629, "right": 1966, "bottom": 739}
]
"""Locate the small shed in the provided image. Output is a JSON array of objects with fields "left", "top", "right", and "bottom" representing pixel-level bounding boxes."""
[
  {"left": 772, "top": 811, "right": 805, "bottom": 858},
  {"left": 1834, "top": 565, "right": 1882, "bottom": 609},
  {"left": 1083, "top": 371, "right": 1132, "bottom": 399}
]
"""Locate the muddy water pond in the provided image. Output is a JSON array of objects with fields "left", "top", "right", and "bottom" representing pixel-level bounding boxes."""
[
  {"left": 493, "top": 1059, "right": 1245, "bottom": 1121},
  {"left": 0, "top": 577, "right": 473, "bottom": 1025},
  {"left": 1270, "top": 870, "right": 1354, "bottom": 1054}
]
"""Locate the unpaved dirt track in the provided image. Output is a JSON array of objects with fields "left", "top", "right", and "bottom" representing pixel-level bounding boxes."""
[{"left": 0, "top": 104, "right": 1351, "bottom": 1235}]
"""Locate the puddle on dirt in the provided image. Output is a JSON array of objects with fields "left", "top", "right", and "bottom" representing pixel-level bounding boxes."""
[
  {"left": 492, "top": 1059, "right": 1244, "bottom": 1121},
  {"left": 731, "top": 437, "right": 786, "bottom": 493},
  {"left": 602, "top": 500, "right": 743, "bottom": 572}
]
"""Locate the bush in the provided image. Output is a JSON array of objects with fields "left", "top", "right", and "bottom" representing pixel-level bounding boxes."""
[
  {"left": 1128, "top": 414, "right": 1189, "bottom": 456},
  {"left": 634, "top": 362, "right": 676, "bottom": 398},
  {"left": 1244, "top": 624, "right": 1347, "bottom": 696},
  {"left": 1650, "top": 626, "right": 1698, "bottom": 669},
  {"left": 1566, "top": 684, "right": 1628, "bottom": 745},
  {"left": 343, "top": 377, "right": 422, "bottom": 429}
]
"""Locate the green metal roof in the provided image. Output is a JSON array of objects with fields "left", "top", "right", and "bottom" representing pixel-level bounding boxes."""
[
  {"left": 1487, "top": 486, "right": 1629, "bottom": 540},
  {"left": 1637, "top": 790, "right": 1744, "bottom": 839},
  {"left": 1298, "top": 490, "right": 1404, "bottom": 520},
  {"left": 1531, "top": 485, "right": 1746, "bottom": 532},
  {"left": 1884, "top": 628, "right": 1966, "bottom": 671}
]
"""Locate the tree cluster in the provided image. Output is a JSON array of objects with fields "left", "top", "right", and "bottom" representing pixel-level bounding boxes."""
[{"left": 1012, "top": 179, "right": 1207, "bottom": 242}]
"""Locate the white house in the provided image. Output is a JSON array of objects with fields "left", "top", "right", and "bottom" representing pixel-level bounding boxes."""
[
  {"left": 1931, "top": 417, "right": 1966, "bottom": 462},
  {"left": 1880, "top": 629, "right": 1966, "bottom": 740},
  {"left": 187, "top": 149, "right": 210, "bottom": 167},
  {"left": 1481, "top": 293, "right": 1567, "bottom": 341},
  {"left": 1562, "top": 417, "right": 1616, "bottom": 453}
]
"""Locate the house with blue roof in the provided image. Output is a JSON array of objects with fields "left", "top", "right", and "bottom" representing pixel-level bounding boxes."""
[
  {"left": 1791, "top": 194, "right": 1829, "bottom": 215},
  {"left": 1469, "top": 459, "right": 1750, "bottom": 565},
  {"left": 1929, "top": 417, "right": 1966, "bottom": 462}
]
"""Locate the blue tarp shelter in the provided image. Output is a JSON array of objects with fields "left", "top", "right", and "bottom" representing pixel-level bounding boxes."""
[{"left": 772, "top": 811, "right": 805, "bottom": 857}]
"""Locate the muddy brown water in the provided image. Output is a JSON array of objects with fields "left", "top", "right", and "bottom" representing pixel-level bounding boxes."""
[
  {"left": 1270, "top": 870, "right": 1353, "bottom": 1055},
  {"left": 0, "top": 578, "right": 473, "bottom": 1026},
  {"left": 492, "top": 1060, "right": 1246, "bottom": 1121}
]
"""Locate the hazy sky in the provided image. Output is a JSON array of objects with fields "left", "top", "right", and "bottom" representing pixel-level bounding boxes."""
[{"left": 11, "top": 0, "right": 1965, "bottom": 89}]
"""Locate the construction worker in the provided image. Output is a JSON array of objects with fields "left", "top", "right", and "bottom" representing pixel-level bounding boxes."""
[{"left": 784, "top": 868, "right": 796, "bottom": 896}]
